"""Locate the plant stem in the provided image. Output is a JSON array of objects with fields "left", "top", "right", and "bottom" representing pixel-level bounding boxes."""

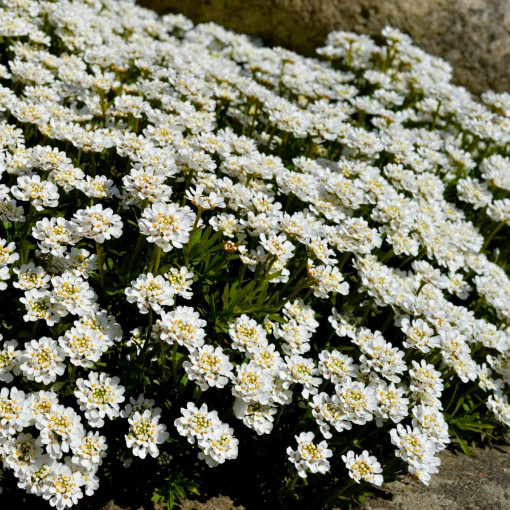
[
  {"left": 274, "top": 405, "right": 285, "bottom": 429},
  {"left": 381, "top": 309, "right": 395, "bottom": 334},
  {"left": 237, "top": 263, "right": 247, "bottom": 285},
  {"left": 30, "top": 320, "right": 39, "bottom": 340},
  {"left": 21, "top": 204, "right": 35, "bottom": 245},
  {"left": 322, "top": 478, "right": 355, "bottom": 504},
  {"left": 338, "top": 252, "right": 351, "bottom": 272},
  {"left": 415, "top": 280, "right": 426, "bottom": 296},
  {"left": 160, "top": 340, "right": 167, "bottom": 381},
  {"left": 69, "top": 365, "right": 77, "bottom": 384},
  {"left": 482, "top": 221, "right": 505, "bottom": 251},
  {"left": 287, "top": 278, "right": 312, "bottom": 301},
  {"left": 96, "top": 241, "right": 105, "bottom": 289},
  {"left": 380, "top": 247, "right": 394, "bottom": 264},
  {"left": 171, "top": 341, "right": 179, "bottom": 390},
  {"left": 359, "top": 298, "right": 374, "bottom": 326},
  {"left": 150, "top": 245, "right": 162, "bottom": 274},
  {"left": 129, "top": 233, "right": 145, "bottom": 274},
  {"left": 44, "top": 254, "right": 53, "bottom": 273},
  {"left": 139, "top": 309, "right": 154, "bottom": 358},
  {"left": 285, "top": 470, "right": 300, "bottom": 492},
  {"left": 181, "top": 168, "right": 194, "bottom": 206},
  {"left": 260, "top": 254, "right": 277, "bottom": 280}
]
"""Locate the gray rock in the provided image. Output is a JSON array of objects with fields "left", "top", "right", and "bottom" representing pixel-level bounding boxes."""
[
  {"left": 361, "top": 441, "right": 510, "bottom": 510},
  {"left": 137, "top": 0, "right": 510, "bottom": 95}
]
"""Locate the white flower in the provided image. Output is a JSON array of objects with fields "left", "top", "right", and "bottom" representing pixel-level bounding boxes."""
[
  {"left": 342, "top": 450, "right": 383, "bottom": 486},
  {"left": 174, "top": 402, "right": 221, "bottom": 445},
  {"left": 120, "top": 393, "right": 161, "bottom": 420},
  {"left": 233, "top": 399, "right": 277, "bottom": 435},
  {"left": 36, "top": 404, "right": 84, "bottom": 460},
  {"left": 209, "top": 212, "right": 246, "bottom": 239},
  {"left": 400, "top": 317, "right": 440, "bottom": 353},
  {"left": 164, "top": 266, "right": 194, "bottom": 299},
  {"left": 19, "top": 337, "right": 66, "bottom": 385},
  {"left": 477, "top": 363, "right": 504, "bottom": 393},
  {"left": 487, "top": 393, "right": 510, "bottom": 427},
  {"left": 74, "top": 310, "right": 123, "bottom": 348},
  {"left": 286, "top": 431, "right": 332, "bottom": 478},
  {"left": 228, "top": 314, "right": 268, "bottom": 353},
  {"left": 16, "top": 454, "right": 56, "bottom": 497},
  {"left": 487, "top": 199, "right": 510, "bottom": 223},
  {"left": 0, "top": 387, "right": 30, "bottom": 438},
  {"left": 77, "top": 175, "right": 119, "bottom": 199},
  {"left": 409, "top": 359, "right": 444, "bottom": 407},
  {"left": 125, "top": 273, "right": 175, "bottom": 314},
  {"left": 281, "top": 355, "right": 322, "bottom": 399},
  {"left": 389, "top": 424, "right": 441, "bottom": 485},
  {"left": 41, "top": 462, "right": 84, "bottom": 509},
  {"left": 139, "top": 201, "right": 196, "bottom": 252},
  {"left": 0, "top": 432, "right": 42, "bottom": 473},
  {"left": 11, "top": 174, "right": 59, "bottom": 210},
  {"left": 231, "top": 362, "right": 273, "bottom": 405},
  {"left": 185, "top": 185, "right": 226, "bottom": 210},
  {"left": 456, "top": 177, "right": 492, "bottom": 210},
  {"left": 13, "top": 263, "right": 51, "bottom": 290},
  {"left": 0, "top": 338, "right": 21, "bottom": 383},
  {"left": 74, "top": 372, "right": 125, "bottom": 428},
  {"left": 282, "top": 299, "right": 319, "bottom": 333},
  {"left": 373, "top": 380, "right": 409, "bottom": 427},
  {"left": 25, "top": 390, "right": 60, "bottom": 423},
  {"left": 197, "top": 422, "right": 238, "bottom": 467},
  {"left": 0, "top": 238, "right": 19, "bottom": 265},
  {"left": 50, "top": 271, "right": 97, "bottom": 316},
  {"left": 335, "top": 378, "right": 377, "bottom": 425},
  {"left": 31, "top": 217, "right": 79, "bottom": 257},
  {"left": 157, "top": 306, "right": 206, "bottom": 350},
  {"left": 310, "top": 392, "right": 352, "bottom": 439},
  {"left": 307, "top": 260, "right": 349, "bottom": 298},
  {"left": 20, "top": 289, "right": 64, "bottom": 326},
  {"left": 359, "top": 336, "right": 407, "bottom": 383},
  {"left": 49, "top": 164, "right": 85, "bottom": 192},
  {"left": 183, "top": 344, "right": 234, "bottom": 390},
  {"left": 71, "top": 431, "right": 108, "bottom": 470},
  {"left": 274, "top": 319, "right": 312, "bottom": 355},
  {"left": 71, "top": 204, "right": 123, "bottom": 243},
  {"left": 411, "top": 404, "right": 450, "bottom": 450},
  {"left": 126, "top": 409, "right": 169, "bottom": 459},
  {"left": 247, "top": 343, "right": 283, "bottom": 372},
  {"left": 259, "top": 233, "right": 295, "bottom": 264},
  {"left": 318, "top": 349, "right": 358, "bottom": 384},
  {"left": 58, "top": 324, "right": 108, "bottom": 368},
  {"left": 122, "top": 166, "right": 173, "bottom": 206},
  {"left": 59, "top": 247, "right": 98, "bottom": 278}
]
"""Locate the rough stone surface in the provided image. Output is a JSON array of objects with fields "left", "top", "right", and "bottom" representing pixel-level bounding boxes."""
[
  {"left": 138, "top": 0, "right": 510, "bottom": 95},
  {"left": 362, "top": 442, "right": 510, "bottom": 510}
]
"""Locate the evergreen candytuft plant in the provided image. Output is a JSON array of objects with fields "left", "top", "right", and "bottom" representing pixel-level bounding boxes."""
[{"left": 0, "top": 1, "right": 509, "bottom": 508}]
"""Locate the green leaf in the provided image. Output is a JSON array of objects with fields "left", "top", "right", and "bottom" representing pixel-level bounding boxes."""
[
  {"left": 222, "top": 283, "right": 230, "bottom": 309},
  {"left": 450, "top": 426, "right": 471, "bottom": 455}
]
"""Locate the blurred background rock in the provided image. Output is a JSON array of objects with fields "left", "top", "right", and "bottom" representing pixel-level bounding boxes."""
[{"left": 137, "top": 0, "right": 510, "bottom": 96}]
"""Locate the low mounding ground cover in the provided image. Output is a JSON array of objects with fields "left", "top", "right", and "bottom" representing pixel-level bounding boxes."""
[{"left": 0, "top": 0, "right": 510, "bottom": 508}]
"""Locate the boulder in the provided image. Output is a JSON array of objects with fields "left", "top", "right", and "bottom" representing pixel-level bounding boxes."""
[{"left": 137, "top": 0, "right": 510, "bottom": 95}]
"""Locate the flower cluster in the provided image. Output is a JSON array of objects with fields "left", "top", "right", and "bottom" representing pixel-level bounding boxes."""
[
  {"left": 174, "top": 403, "right": 238, "bottom": 467},
  {"left": 0, "top": 0, "right": 509, "bottom": 507}
]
